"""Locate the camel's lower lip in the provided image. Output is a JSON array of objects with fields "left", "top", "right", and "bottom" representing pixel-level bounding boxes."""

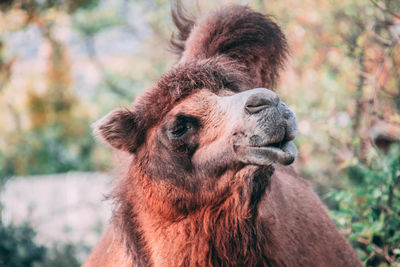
[
  {"left": 256, "top": 140, "right": 286, "bottom": 149},
  {"left": 235, "top": 141, "right": 297, "bottom": 166}
]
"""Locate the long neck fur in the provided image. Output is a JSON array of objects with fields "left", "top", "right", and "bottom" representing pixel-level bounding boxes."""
[{"left": 113, "top": 166, "right": 275, "bottom": 266}]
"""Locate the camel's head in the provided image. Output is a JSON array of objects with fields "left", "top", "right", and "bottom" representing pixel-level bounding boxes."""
[{"left": 93, "top": 5, "right": 295, "bottom": 213}]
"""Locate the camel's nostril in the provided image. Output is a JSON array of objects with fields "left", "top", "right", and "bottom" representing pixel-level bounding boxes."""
[{"left": 245, "top": 92, "right": 280, "bottom": 114}]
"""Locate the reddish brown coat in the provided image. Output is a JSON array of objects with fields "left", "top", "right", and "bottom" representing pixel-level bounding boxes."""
[{"left": 85, "top": 5, "right": 362, "bottom": 267}]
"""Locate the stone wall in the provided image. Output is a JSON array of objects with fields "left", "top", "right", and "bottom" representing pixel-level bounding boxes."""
[{"left": 1, "top": 172, "right": 112, "bottom": 248}]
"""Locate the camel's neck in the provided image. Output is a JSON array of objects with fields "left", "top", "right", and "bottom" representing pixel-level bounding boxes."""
[
  {"left": 113, "top": 165, "right": 274, "bottom": 266},
  {"left": 135, "top": 192, "right": 269, "bottom": 266}
]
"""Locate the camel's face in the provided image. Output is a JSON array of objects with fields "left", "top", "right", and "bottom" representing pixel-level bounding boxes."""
[
  {"left": 144, "top": 88, "right": 297, "bottom": 189},
  {"left": 95, "top": 85, "right": 297, "bottom": 209},
  {"left": 93, "top": 4, "right": 296, "bottom": 215}
]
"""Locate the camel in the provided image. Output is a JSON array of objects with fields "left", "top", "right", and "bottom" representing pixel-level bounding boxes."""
[{"left": 84, "top": 5, "right": 362, "bottom": 267}]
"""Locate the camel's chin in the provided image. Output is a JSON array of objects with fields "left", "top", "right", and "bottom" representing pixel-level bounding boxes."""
[{"left": 234, "top": 141, "right": 297, "bottom": 166}]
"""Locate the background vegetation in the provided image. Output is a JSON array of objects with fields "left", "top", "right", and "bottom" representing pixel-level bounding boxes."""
[{"left": 0, "top": 0, "right": 398, "bottom": 266}]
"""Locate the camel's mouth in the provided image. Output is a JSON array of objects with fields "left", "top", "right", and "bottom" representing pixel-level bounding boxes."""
[
  {"left": 255, "top": 140, "right": 296, "bottom": 165},
  {"left": 227, "top": 88, "right": 298, "bottom": 167},
  {"left": 259, "top": 140, "right": 286, "bottom": 149},
  {"left": 234, "top": 139, "right": 297, "bottom": 166}
]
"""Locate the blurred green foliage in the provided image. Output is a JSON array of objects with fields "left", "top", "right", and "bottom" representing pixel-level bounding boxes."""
[
  {"left": 0, "top": 221, "right": 45, "bottom": 267},
  {"left": 327, "top": 145, "right": 400, "bottom": 265},
  {"left": 1, "top": 32, "right": 96, "bottom": 177},
  {"left": 0, "top": 221, "right": 83, "bottom": 267}
]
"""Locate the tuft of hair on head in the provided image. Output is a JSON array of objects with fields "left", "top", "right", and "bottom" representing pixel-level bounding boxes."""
[
  {"left": 170, "top": 0, "right": 195, "bottom": 56},
  {"left": 170, "top": 3, "right": 289, "bottom": 89}
]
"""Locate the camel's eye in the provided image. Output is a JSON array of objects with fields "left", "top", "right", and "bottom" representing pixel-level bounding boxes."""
[
  {"left": 171, "top": 123, "right": 190, "bottom": 137},
  {"left": 168, "top": 115, "right": 198, "bottom": 139}
]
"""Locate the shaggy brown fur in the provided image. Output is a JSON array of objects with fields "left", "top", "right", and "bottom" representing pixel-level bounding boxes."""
[{"left": 85, "top": 4, "right": 362, "bottom": 267}]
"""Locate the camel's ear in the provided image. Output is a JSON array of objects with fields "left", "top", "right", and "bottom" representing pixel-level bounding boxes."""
[{"left": 93, "top": 108, "right": 140, "bottom": 152}]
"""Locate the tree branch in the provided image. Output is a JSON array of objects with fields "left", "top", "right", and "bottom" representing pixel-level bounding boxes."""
[{"left": 369, "top": 0, "right": 400, "bottom": 19}]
